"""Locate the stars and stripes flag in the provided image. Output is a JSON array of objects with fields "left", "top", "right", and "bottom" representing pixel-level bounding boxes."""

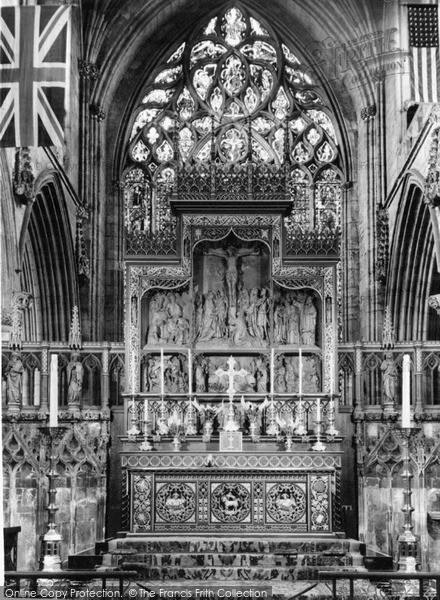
[
  {"left": 408, "top": 4, "right": 440, "bottom": 103},
  {"left": 0, "top": 6, "right": 71, "bottom": 148}
]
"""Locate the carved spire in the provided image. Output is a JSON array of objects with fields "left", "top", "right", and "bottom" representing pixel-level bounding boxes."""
[
  {"left": 13, "top": 148, "right": 35, "bottom": 204},
  {"left": 424, "top": 127, "right": 440, "bottom": 207},
  {"left": 68, "top": 305, "right": 82, "bottom": 349},
  {"left": 382, "top": 305, "right": 395, "bottom": 350},
  {"left": 75, "top": 206, "right": 90, "bottom": 278}
]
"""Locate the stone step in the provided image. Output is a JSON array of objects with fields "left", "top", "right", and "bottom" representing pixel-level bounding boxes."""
[
  {"left": 109, "top": 537, "right": 361, "bottom": 555},
  {"left": 115, "top": 552, "right": 354, "bottom": 569}
]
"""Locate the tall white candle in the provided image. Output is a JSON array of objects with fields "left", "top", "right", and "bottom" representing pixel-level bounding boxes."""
[
  {"left": 144, "top": 397, "right": 148, "bottom": 423},
  {"left": 298, "top": 349, "right": 303, "bottom": 396},
  {"left": 188, "top": 349, "right": 192, "bottom": 395},
  {"left": 160, "top": 349, "right": 165, "bottom": 396},
  {"left": 316, "top": 397, "right": 321, "bottom": 422},
  {"left": 270, "top": 348, "right": 274, "bottom": 395},
  {"left": 330, "top": 353, "right": 334, "bottom": 395},
  {"left": 402, "top": 354, "right": 411, "bottom": 428},
  {"left": 49, "top": 354, "right": 58, "bottom": 427}
]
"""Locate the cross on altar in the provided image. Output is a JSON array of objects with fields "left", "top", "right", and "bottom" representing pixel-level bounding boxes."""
[{"left": 215, "top": 356, "right": 247, "bottom": 397}]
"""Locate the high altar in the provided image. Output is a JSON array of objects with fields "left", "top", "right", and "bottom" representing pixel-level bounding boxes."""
[
  {"left": 119, "top": 9, "right": 343, "bottom": 538},
  {"left": 120, "top": 194, "right": 342, "bottom": 537}
]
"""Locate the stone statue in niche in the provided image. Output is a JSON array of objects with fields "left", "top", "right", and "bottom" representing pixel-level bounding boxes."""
[
  {"left": 164, "top": 355, "right": 188, "bottom": 394},
  {"left": 67, "top": 352, "right": 84, "bottom": 405},
  {"left": 143, "top": 355, "right": 161, "bottom": 392},
  {"left": 207, "top": 245, "right": 259, "bottom": 316},
  {"left": 5, "top": 351, "right": 24, "bottom": 406},
  {"left": 145, "top": 291, "right": 190, "bottom": 346},
  {"left": 381, "top": 352, "right": 397, "bottom": 402},
  {"left": 273, "top": 354, "right": 320, "bottom": 393},
  {"left": 302, "top": 356, "right": 321, "bottom": 393},
  {"left": 273, "top": 290, "right": 318, "bottom": 347},
  {"left": 194, "top": 354, "right": 208, "bottom": 393}
]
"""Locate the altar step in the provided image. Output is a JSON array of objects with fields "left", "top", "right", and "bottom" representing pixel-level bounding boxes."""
[{"left": 103, "top": 536, "right": 365, "bottom": 582}]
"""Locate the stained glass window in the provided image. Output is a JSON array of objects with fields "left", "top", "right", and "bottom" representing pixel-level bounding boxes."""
[{"left": 124, "top": 5, "right": 343, "bottom": 249}]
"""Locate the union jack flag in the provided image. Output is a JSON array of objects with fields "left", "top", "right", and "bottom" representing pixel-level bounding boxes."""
[{"left": 0, "top": 6, "right": 70, "bottom": 148}]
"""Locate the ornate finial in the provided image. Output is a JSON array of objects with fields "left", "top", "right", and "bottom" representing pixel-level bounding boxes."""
[
  {"left": 382, "top": 305, "right": 395, "bottom": 350},
  {"left": 13, "top": 148, "right": 35, "bottom": 204},
  {"left": 376, "top": 203, "right": 389, "bottom": 284},
  {"left": 68, "top": 305, "right": 82, "bottom": 349},
  {"left": 360, "top": 105, "right": 377, "bottom": 121},
  {"left": 9, "top": 291, "right": 34, "bottom": 350},
  {"left": 424, "top": 128, "right": 440, "bottom": 207},
  {"left": 75, "top": 207, "right": 90, "bottom": 278}
]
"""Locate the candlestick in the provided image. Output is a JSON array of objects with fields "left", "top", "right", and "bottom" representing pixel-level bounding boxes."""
[
  {"left": 270, "top": 349, "right": 274, "bottom": 395},
  {"left": 402, "top": 354, "right": 411, "bottom": 428},
  {"left": 188, "top": 349, "right": 192, "bottom": 395},
  {"left": 49, "top": 354, "right": 58, "bottom": 427},
  {"left": 160, "top": 349, "right": 165, "bottom": 396},
  {"left": 298, "top": 349, "right": 303, "bottom": 396}
]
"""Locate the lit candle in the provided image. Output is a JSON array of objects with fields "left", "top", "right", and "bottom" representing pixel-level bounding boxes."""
[
  {"left": 160, "top": 349, "right": 165, "bottom": 396},
  {"left": 49, "top": 354, "right": 58, "bottom": 427},
  {"left": 188, "top": 349, "right": 192, "bottom": 395},
  {"left": 298, "top": 349, "right": 303, "bottom": 396},
  {"left": 270, "top": 349, "right": 274, "bottom": 395},
  {"left": 330, "top": 353, "right": 334, "bottom": 395},
  {"left": 402, "top": 354, "right": 411, "bottom": 428}
]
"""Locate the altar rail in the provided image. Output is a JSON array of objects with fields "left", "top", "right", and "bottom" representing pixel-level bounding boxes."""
[
  {"left": 2, "top": 341, "right": 440, "bottom": 419},
  {"left": 319, "top": 570, "right": 440, "bottom": 600}
]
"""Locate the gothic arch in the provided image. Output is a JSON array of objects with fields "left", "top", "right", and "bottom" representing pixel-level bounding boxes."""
[
  {"left": 19, "top": 175, "right": 77, "bottom": 341},
  {"left": 387, "top": 182, "right": 437, "bottom": 341}
]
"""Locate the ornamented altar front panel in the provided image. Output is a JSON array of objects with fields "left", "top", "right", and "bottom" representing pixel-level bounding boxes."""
[{"left": 128, "top": 467, "right": 334, "bottom": 534}]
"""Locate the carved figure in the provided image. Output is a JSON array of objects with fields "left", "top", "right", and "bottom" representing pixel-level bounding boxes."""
[
  {"left": 67, "top": 352, "right": 84, "bottom": 404},
  {"left": 255, "top": 356, "right": 268, "bottom": 393},
  {"left": 147, "top": 293, "right": 167, "bottom": 344},
  {"left": 300, "top": 296, "right": 317, "bottom": 346},
  {"left": 275, "top": 357, "right": 287, "bottom": 393},
  {"left": 5, "top": 351, "right": 23, "bottom": 405},
  {"left": 303, "top": 356, "right": 320, "bottom": 393},
  {"left": 198, "top": 291, "right": 217, "bottom": 342},
  {"left": 207, "top": 245, "right": 259, "bottom": 314},
  {"left": 214, "top": 290, "right": 228, "bottom": 338},
  {"left": 165, "top": 356, "right": 186, "bottom": 393},
  {"left": 195, "top": 355, "right": 207, "bottom": 392},
  {"left": 285, "top": 357, "right": 298, "bottom": 392},
  {"left": 256, "top": 288, "right": 269, "bottom": 340},
  {"left": 274, "top": 301, "right": 287, "bottom": 344},
  {"left": 145, "top": 356, "right": 161, "bottom": 392},
  {"left": 381, "top": 352, "right": 398, "bottom": 402},
  {"left": 286, "top": 296, "right": 302, "bottom": 345}
]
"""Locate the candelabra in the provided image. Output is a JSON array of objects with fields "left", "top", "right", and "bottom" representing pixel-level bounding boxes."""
[
  {"left": 397, "top": 429, "right": 419, "bottom": 572},
  {"left": 41, "top": 427, "right": 66, "bottom": 572},
  {"left": 312, "top": 398, "right": 326, "bottom": 451},
  {"left": 139, "top": 397, "right": 153, "bottom": 451}
]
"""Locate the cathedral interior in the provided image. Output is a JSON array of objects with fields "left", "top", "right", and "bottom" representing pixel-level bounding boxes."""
[{"left": 2, "top": 0, "right": 440, "bottom": 595}]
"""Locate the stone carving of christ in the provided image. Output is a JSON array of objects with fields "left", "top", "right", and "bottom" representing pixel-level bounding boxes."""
[{"left": 207, "top": 245, "right": 259, "bottom": 315}]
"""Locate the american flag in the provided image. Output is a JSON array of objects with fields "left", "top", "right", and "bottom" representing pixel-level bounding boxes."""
[
  {"left": 0, "top": 6, "right": 70, "bottom": 148},
  {"left": 408, "top": 4, "right": 439, "bottom": 103}
]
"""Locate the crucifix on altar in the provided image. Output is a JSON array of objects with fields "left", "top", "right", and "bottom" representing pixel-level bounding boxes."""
[{"left": 216, "top": 356, "right": 246, "bottom": 451}]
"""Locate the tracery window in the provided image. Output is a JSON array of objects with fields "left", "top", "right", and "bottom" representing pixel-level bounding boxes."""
[{"left": 123, "top": 5, "right": 343, "bottom": 255}]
